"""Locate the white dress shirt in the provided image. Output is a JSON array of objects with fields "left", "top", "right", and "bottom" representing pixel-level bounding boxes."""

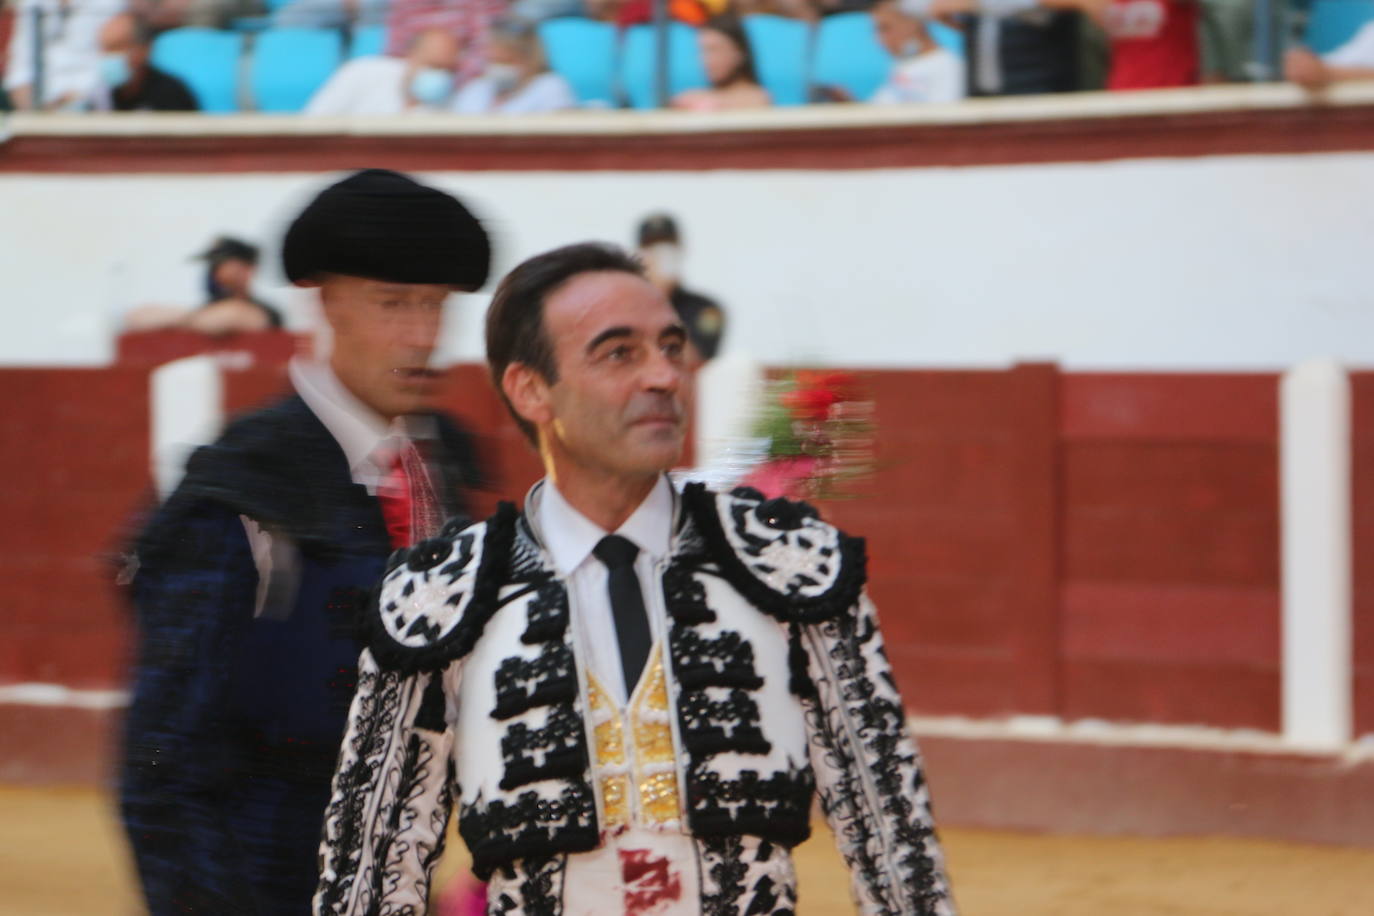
[
  {"left": 244, "top": 358, "right": 431, "bottom": 616},
  {"left": 871, "top": 47, "right": 967, "bottom": 104},
  {"left": 4, "top": 0, "right": 108, "bottom": 104},
  {"left": 532, "top": 474, "right": 673, "bottom": 708},
  {"left": 303, "top": 55, "right": 449, "bottom": 116}
]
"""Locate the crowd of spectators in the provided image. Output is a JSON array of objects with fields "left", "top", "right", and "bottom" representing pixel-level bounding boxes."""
[{"left": 3, "top": 0, "right": 1374, "bottom": 114}]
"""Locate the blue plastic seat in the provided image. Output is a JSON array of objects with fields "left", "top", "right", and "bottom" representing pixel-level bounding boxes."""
[
  {"left": 151, "top": 28, "right": 245, "bottom": 113},
  {"left": 349, "top": 24, "right": 388, "bottom": 59},
  {"left": 250, "top": 27, "right": 344, "bottom": 113},
  {"left": 619, "top": 22, "right": 709, "bottom": 109},
  {"left": 538, "top": 17, "right": 618, "bottom": 106},
  {"left": 1305, "top": 0, "right": 1374, "bottom": 52},
  {"left": 743, "top": 14, "right": 810, "bottom": 106},
  {"left": 812, "top": 11, "right": 892, "bottom": 102}
]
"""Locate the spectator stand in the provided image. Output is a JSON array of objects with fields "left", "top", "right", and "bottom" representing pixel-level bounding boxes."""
[{"left": 117, "top": 11, "right": 971, "bottom": 114}]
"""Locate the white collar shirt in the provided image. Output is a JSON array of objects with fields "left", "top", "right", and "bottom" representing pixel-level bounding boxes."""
[
  {"left": 289, "top": 356, "right": 434, "bottom": 494},
  {"left": 532, "top": 474, "right": 674, "bottom": 708}
]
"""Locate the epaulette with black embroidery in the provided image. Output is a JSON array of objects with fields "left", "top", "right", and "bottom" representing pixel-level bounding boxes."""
[
  {"left": 365, "top": 502, "right": 519, "bottom": 673},
  {"left": 681, "top": 482, "right": 866, "bottom": 623}
]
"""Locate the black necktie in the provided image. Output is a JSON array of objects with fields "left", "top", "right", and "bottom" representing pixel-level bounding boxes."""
[{"left": 593, "top": 534, "right": 652, "bottom": 698}]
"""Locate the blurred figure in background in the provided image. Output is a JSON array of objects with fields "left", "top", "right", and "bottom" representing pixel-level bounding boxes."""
[
  {"left": 88, "top": 12, "right": 197, "bottom": 112},
  {"left": 119, "top": 170, "right": 491, "bottom": 916},
  {"left": 1097, "top": 0, "right": 1200, "bottom": 89},
  {"left": 305, "top": 26, "right": 461, "bottom": 115},
  {"left": 385, "top": 0, "right": 507, "bottom": 85},
  {"left": 637, "top": 212, "right": 726, "bottom": 362},
  {"left": 4, "top": 0, "right": 111, "bottom": 110},
  {"left": 871, "top": 0, "right": 966, "bottom": 102},
  {"left": 451, "top": 17, "right": 576, "bottom": 114},
  {"left": 124, "top": 236, "right": 283, "bottom": 335},
  {"left": 673, "top": 13, "right": 772, "bottom": 110},
  {"left": 903, "top": 0, "right": 1087, "bottom": 96},
  {"left": 1285, "top": 20, "right": 1374, "bottom": 90}
]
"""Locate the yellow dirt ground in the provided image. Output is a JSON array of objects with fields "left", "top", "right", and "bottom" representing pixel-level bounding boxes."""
[{"left": 3, "top": 786, "right": 1373, "bottom": 915}]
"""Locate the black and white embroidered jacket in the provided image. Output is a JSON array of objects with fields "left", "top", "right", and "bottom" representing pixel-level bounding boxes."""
[{"left": 314, "top": 483, "right": 955, "bottom": 916}]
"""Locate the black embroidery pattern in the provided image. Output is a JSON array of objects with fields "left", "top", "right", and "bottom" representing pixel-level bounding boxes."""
[
  {"left": 462, "top": 522, "right": 600, "bottom": 881},
  {"left": 369, "top": 729, "right": 448, "bottom": 910},
  {"left": 678, "top": 689, "right": 771, "bottom": 756},
  {"left": 663, "top": 541, "right": 813, "bottom": 849},
  {"left": 498, "top": 704, "right": 588, "bottom": 791},
  {"left": 685, "top": 762, "right": 814, "bottom": 845},
  {"left": 699, "top": 836, "right": 748, "bottom": 916},
  {"left": 491, "top": 642, "right": 577, "bottom": 721},
  {"left": 487, "top": 855, "right": 565, "bottom": 916},
  {"left": 520, "top": 582, "right": 570, "bottom": 645},
  {"left": 367, "top": 503, "right": 518, "bottom": 674},
  {"left": 317, "top": 662, "right": 404, "bottom": 914},
  {"left": 802, "top": 608, "right": 949, "bottom": 915},
  {"left": 458, "top": 784, "right": 598, "bottom": 881},
  {"left": 682, "top": 483, "right": 867, "bottom": 626},
  {"left": 671, "top": 628, "right": 765, "bottom": 691}
]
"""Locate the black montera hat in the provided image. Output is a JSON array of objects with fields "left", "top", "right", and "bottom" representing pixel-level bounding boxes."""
[{"left": 282, "top": 169, "right": 491, "bottom": 290}]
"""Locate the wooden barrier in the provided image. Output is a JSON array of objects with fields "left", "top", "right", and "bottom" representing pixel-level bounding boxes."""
[{"left": 0, "top": 353, "right": 1303, "bottom": 734}]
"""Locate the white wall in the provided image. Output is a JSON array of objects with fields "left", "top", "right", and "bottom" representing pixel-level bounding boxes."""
[{"left": 3, "top": 151, "right": 1374, "bottom": 368}]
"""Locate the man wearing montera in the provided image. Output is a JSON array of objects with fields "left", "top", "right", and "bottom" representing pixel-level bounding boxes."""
[
  {"left": 315, "top": 243, "right": 955, "bottom": 914},
  {"left": 120, "top": 169, "right": 491, "bottom": 915}
]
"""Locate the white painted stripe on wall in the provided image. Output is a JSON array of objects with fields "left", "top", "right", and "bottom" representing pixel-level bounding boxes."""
[
  {"left": 1281, "top": 359, "right": 1353, "bottom": 749},
  {"left": 0, "top": 683, "right": 130, "bottom": 709},
  {"left": 151, "top": 355, "right": 224, "bottom": 501}
]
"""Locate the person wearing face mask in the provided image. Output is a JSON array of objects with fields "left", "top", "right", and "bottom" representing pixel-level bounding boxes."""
[
  {"left": 122, "top": 236, "right": 285, "bottom": 336},
  {"left": 870, "top": 0, "right": 966, "bottom": 103},
  {"left": 450, "top": 17, "right": 576, "bottom": 115},
  {"left": 304, "top": 27, "right": 461, "bottom": 116},
  {"left": 89, "top": 12, "right": 197, "bottom": 112},
  {"left": 636, "top": 213, "right": 726, "bottom": 363}
]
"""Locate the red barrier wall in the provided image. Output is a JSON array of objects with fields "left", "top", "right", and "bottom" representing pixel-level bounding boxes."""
[
  {"left": 0, "top": 353, "right": 1298, "bottom": 734},
  {"left": 0, "top": 368, "right": 151, "bottom": 687},
  {"left": 1058, "top": 373, "right": 1281, "bottom": 730}
]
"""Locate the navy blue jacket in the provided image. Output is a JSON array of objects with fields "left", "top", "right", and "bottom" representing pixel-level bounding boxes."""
[{"left": 119, "top": 393, "right": 481, "bottom": 916}]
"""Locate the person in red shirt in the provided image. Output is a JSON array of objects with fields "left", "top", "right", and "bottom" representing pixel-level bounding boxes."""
[{"left": 1100, "top": 0, "right": 1201, "bottom": 89}]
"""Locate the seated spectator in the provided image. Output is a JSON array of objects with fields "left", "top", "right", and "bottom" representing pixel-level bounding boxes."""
[
  {"left": 451, "top": 19, "right": 576, "bottom": 114},
  {"left": 870, "top": 0, "right": 965, "bottom": 102},
  {"left": 124, "top": 237, "right": 284, "bottom": 336},
  {"left": 88, "top": 13, "right": 197, "bottom": 111},
  {"left": 672, "top": 14, "right": 772, "bottom": 110},
  {"left": 5, "top": 0, "right": 110, "bottom": 110},
  {"left": 305, "top": 27, "right": 462, "bottom": 115},
  {"left": 385, "top": 0, "right": 507, "bottom": 84},
  {"left": 904, "top": 0, "right": 1086, "bottom": 96},
  {"left": 1098, "top": 0, "right": 1199, "bottom": 89},
  {"left": 1285, "top": 21, "right": 1374, "bottom": 90}
]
